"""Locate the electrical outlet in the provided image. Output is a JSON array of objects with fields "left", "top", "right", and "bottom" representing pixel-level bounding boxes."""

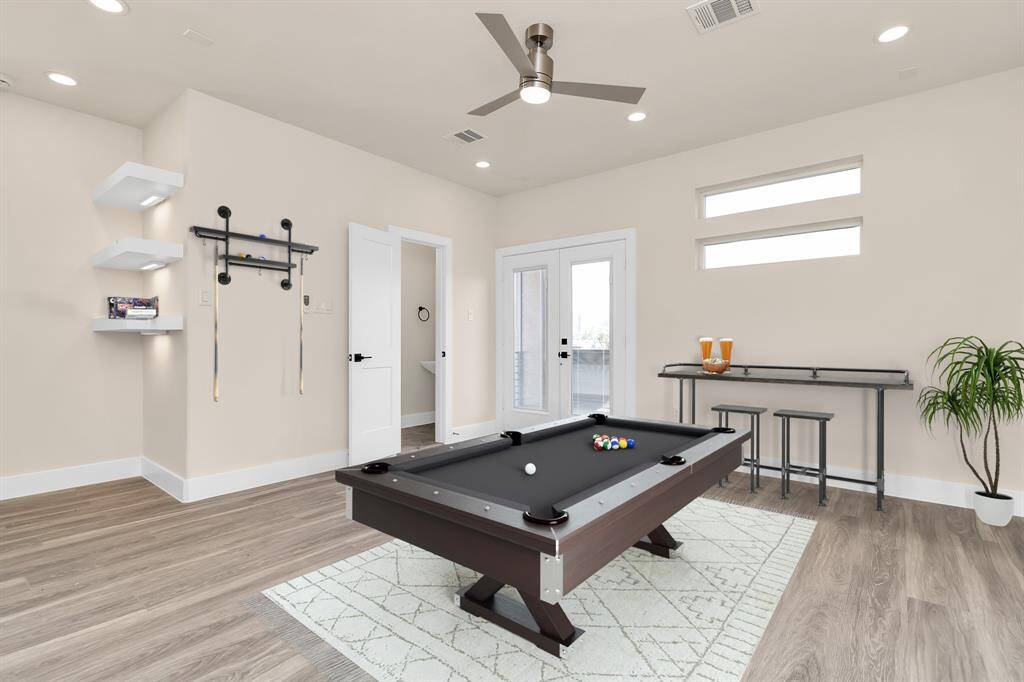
[{"left": 200, "top": 290, "right": 212, "bottom": 306}]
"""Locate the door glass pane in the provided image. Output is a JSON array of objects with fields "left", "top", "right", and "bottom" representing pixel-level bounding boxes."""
[
  {"left": 570, "top": 260, "right": 611, "bottom": 415},
  {"left": 513, "top": 268, "right": 547, "bottom": 411}
]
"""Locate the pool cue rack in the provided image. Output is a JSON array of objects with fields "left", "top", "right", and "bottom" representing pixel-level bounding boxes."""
[
  {"left": 190, "top": 227, "right": 319, "bottom": 256},
  {"left": 193, "top": 205, "right": 318, "bottom": 401}
]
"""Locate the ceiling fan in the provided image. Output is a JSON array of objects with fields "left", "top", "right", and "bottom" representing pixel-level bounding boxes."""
[{"left": 468, "top": 13, "right": 646, "bottom": 116}]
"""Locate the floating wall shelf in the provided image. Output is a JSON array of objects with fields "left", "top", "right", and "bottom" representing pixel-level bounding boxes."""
[
  {"left": 92, "top": 316, "right": 184, "bottom": 334},
  {"left": 91, "top": 238, "right": 183, "bottom": 271},
  {"left": 92, "top": 162, "right": 184, "bottom": 211}
]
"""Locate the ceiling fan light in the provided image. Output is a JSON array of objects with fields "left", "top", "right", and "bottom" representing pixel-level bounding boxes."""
[{"left": 520, "top": 83, "right": 551, "bottom": 105}]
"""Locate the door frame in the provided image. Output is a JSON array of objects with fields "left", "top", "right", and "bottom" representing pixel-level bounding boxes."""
[
  {"left": 494, "top": 228, "right": 637, "bottom": 429},
  {"left": 389, "top": 225, "right": 454, "bottom": 444}
]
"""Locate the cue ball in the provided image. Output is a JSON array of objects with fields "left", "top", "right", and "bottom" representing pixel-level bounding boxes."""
[{"left": 524, "top": 463, "right": 537, "bottom": 475}]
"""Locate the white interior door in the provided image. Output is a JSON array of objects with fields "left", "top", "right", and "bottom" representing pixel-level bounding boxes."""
[
  {"left": 348, "top": 223, "right": 401, "bottom": 464},
  {"left": 499, "top": 251, "right": 560, "bottom": 429},
  {"left": 499, "top": 240, "right": 628, "bottom": 429},
  {"left": 558, "top": 242, "right": 626, "bottom": 417}
]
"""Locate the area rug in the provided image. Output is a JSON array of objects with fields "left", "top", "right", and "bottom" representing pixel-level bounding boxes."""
[{"left": 261, "top": 498, "right": 815, "bottom": 681}]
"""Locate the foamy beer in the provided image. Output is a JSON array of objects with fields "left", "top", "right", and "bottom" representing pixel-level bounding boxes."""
[
  {"left": 699, "top": 337, "right": 714, "bottom": 361},
  {"left": 719, "top": 338, "right": 734, "bottom": 366}
]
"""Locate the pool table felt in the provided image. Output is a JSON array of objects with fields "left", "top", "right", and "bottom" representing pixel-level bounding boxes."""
[{"left": 401, "top": 421, "right": 714, "bottom": 517}]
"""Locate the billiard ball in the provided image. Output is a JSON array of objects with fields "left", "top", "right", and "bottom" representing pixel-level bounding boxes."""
[
  {"left": 524, "top": 463, "right": 536, "bottom": 475},
  {"left": 627, "top": 438, "right": 636, "bottom": 448}
]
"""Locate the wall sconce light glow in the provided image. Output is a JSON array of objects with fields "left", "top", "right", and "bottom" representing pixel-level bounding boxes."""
[
  {"left": 877, "top": 26, "right": 909, "bottom": 43},
  {"left": 140, "top": 195, "right": 163, "bottom": 208},
  {"left": 475, "top": 160, "right": 491, "bottom": 169},
  {"left": 627, "top": 111, "right": 647, "bottom": 122},
  {"left": 140, "top": 261, "right": 164, "bottom": 271},
  {"left": 88, "top": 0, "right": 128, "bottom": 13},
  {"left": 519, "top": 84, "right": 551, "bottom": 105},
  {"left": 47, "top": 72, "right": 78, "bottom": 87}
]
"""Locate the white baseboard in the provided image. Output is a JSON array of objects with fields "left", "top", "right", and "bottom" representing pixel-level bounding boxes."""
[
  {"left": 182, "top": 450, "right": 347, "bottom": 503},
  {"left": 450, "top": 420, "right": 500, "bottom": 443},
  {"left": 0, "top": 456, "right": 140, "bottom": 500},
  {"left": 141, "top": 457, "right": 187, "bottom": 502},
  {"left": 745, "top": 458, "right": 1024, "bottom": 516},
  {"left": 401, "top": 411, "right": 435, "bottom": 428},
  {"left": 3, "top": 445, "right": 1020, "bottom": 518}
]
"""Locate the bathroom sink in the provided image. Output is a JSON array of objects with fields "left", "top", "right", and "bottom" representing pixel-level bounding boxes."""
[{"left": 420, "top": 360, "right": 436, "bottom": 374}]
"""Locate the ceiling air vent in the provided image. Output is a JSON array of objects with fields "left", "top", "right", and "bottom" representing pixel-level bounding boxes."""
[
  {"left": 443, "top": 128, "right": 486, "bottom": 145},
  {"left": 687, "top": 0, "right": 759, "bottom": 34}
]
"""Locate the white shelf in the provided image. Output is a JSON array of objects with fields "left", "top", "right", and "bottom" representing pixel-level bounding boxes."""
[
  {"left": 92, "top": 162, "right": 184, "bottom": 211},
  {"left": 92, "top": 316, "right": 183, "bottom": 334},
  {"left": 91, "top": 238, "right": 183, "bottom": 271}
]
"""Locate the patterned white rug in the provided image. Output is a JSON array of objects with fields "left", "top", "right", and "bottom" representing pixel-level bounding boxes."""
[{"left": 263, "top": 498, "right": 815, "bottom": 682}]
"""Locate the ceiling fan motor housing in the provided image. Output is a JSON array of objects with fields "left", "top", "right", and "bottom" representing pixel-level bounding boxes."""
[{"left": 522, "top": 22, "right": 554, "bottom": 89}]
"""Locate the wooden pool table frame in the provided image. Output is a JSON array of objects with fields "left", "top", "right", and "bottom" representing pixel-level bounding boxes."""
[{"left": 335, "top": 415, "right": 749, "bottom": 656}]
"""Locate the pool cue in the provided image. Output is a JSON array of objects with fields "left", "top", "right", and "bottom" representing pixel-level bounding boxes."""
[
  {"left": 299, "top": 256, "right": 305, "bottom": 395},
  {"left": 213, "top": 241, "right": 220, "bottom": 402}
]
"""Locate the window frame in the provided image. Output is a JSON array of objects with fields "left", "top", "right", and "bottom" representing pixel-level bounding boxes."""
[
  {"left": 697, "top": 156, "right": 863, "bottom": 219},
  {"left": 696, "top": 219, "right": 862, "bottom": 271}
]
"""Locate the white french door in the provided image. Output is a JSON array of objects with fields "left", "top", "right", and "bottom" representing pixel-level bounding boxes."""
[{"left": 499, "top": 239, "right": 628, "bottom": 430}]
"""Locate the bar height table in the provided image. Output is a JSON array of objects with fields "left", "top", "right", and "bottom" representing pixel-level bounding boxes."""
[{"left": 658, "top": 363, "right": 913, "bottom": 511}]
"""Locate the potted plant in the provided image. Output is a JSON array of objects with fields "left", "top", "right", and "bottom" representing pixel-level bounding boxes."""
[{"left": 918, "top": 336, "right": 1023, "bottom": 526}]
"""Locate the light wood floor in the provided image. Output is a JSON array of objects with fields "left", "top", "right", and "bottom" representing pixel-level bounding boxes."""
[{"left": 1, "top": 470, "right": 1021, "bottom": 681}]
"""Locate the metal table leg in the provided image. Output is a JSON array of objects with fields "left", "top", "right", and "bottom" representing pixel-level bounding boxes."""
[
  {"left": 678, "top": 380, "right": 685, "bottom": 423},
  {"left": 754, "top": 414, "right": 761, "bottom": 488},
  {"left": 689, "top": 378, "right": 697, "bottom": 425},
  {"left": 749, "top": 414, "right": 756, "bottom": 493},
  {"left": 818, "top": 421, "right": 827, "bottom": 506},
  {"left": 876, "top": 388, "right": 885, "bottom": 511}
]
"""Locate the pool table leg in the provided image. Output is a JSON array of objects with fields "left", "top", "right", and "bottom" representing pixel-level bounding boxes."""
[
  {"left": 458, "top": 577, "right": 583, "bottom": 657},
  {"left": 633, "top": 523, "right": 680, "bottom": 558}
]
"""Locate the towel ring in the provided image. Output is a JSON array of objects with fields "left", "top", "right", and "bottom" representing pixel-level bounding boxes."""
[{"left": 417, "top": 306, "right": 430, "bottom": 322}]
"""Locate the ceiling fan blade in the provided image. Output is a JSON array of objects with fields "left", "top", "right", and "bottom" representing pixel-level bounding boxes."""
[
  {"left": 476, "top": 13, "right": 537, "bottom": 78},
  {"left": 551, "top": 81, "right": 646, "bottom": 104},
  {"left": 467, "top": 90, "right": 520, "bottom": 116}
]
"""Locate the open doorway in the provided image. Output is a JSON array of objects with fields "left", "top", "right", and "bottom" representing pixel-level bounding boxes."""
[
  {"left": 400, "top": 241, "right": 439, "bottom": 451},
  {"left": 390, "top": 226, "right": 453, "bottom": 451}
]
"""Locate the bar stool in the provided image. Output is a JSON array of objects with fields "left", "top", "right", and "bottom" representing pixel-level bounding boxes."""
[
  {"left": 774, "top": 409, "right": 834, "bottom": 506},
  {"left": 710, "top": 404, "right": 766, "bottom": 493}
]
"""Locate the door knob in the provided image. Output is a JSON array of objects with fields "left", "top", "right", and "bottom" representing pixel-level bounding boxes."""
[
  {"left": 352, "top": 353, "right": 373, "bottom": 362},
  {"left": 558, "top": 351, "right": 570, "bottom": 359}
]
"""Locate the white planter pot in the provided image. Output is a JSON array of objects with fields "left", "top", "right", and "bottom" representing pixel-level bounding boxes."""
[{"left": 974, "top": 491, "right": 1015, "bottom": 527}]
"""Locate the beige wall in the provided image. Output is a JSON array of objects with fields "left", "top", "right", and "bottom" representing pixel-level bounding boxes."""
[
  {"left": 1, "top": 94, "right": 144, "bottom": 476},
  {"left": 166, "top": 91, "right": 495, "bottom": 477},
  {"left": 141, "top": 93, "right": 189, "bottom": 476},
  {"left": 401, "top": 242, "right": 436, "bottom": 418},
  {"left": 497, "top": 67, "right": 1024, "bottom": 491}
]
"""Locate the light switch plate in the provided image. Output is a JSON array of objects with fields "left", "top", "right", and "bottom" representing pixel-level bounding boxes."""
[{"left": 200, "top": 290, "right": 212, "bottom": 306}]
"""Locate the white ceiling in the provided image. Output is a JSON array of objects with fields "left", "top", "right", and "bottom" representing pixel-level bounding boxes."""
[{"left": 2, "top": 1, "right": 1022, "bottom": 195}]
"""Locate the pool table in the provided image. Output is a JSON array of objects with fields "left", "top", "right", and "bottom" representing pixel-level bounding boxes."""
[{"left": 335, "top": 414, "right": 748, "bottom": 656}]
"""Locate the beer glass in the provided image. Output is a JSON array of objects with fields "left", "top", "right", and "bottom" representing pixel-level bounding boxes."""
[
  {"left": 699, "top": 337, "right": 714, "bottom": 361},
  {"left": 719, "top": 338, "right": 734, "bottom": 366}
]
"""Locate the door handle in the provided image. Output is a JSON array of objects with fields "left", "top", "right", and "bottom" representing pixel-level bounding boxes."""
[
  {"left": 352, "top": 353, "right": 373, "bottom": 362},
  {"left": 558, "top": 351, "right": 570, "bottom": 359}
]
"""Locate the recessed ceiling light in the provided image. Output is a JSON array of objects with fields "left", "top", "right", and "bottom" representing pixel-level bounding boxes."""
[
  {"left": 88, "top": 0, "right": 128, "bottom": 13},
  {"left": 475, "top": 161, "right": 491, "bottom": 169},
  {"left": 47, "top": 72, "right": 78, "bottom": 87},
  {"left": 627, "top": 111, "right": 647, "bottom": 122},
  {"left": 877, "top": 26, "right": 909, "bottom": 43}
]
